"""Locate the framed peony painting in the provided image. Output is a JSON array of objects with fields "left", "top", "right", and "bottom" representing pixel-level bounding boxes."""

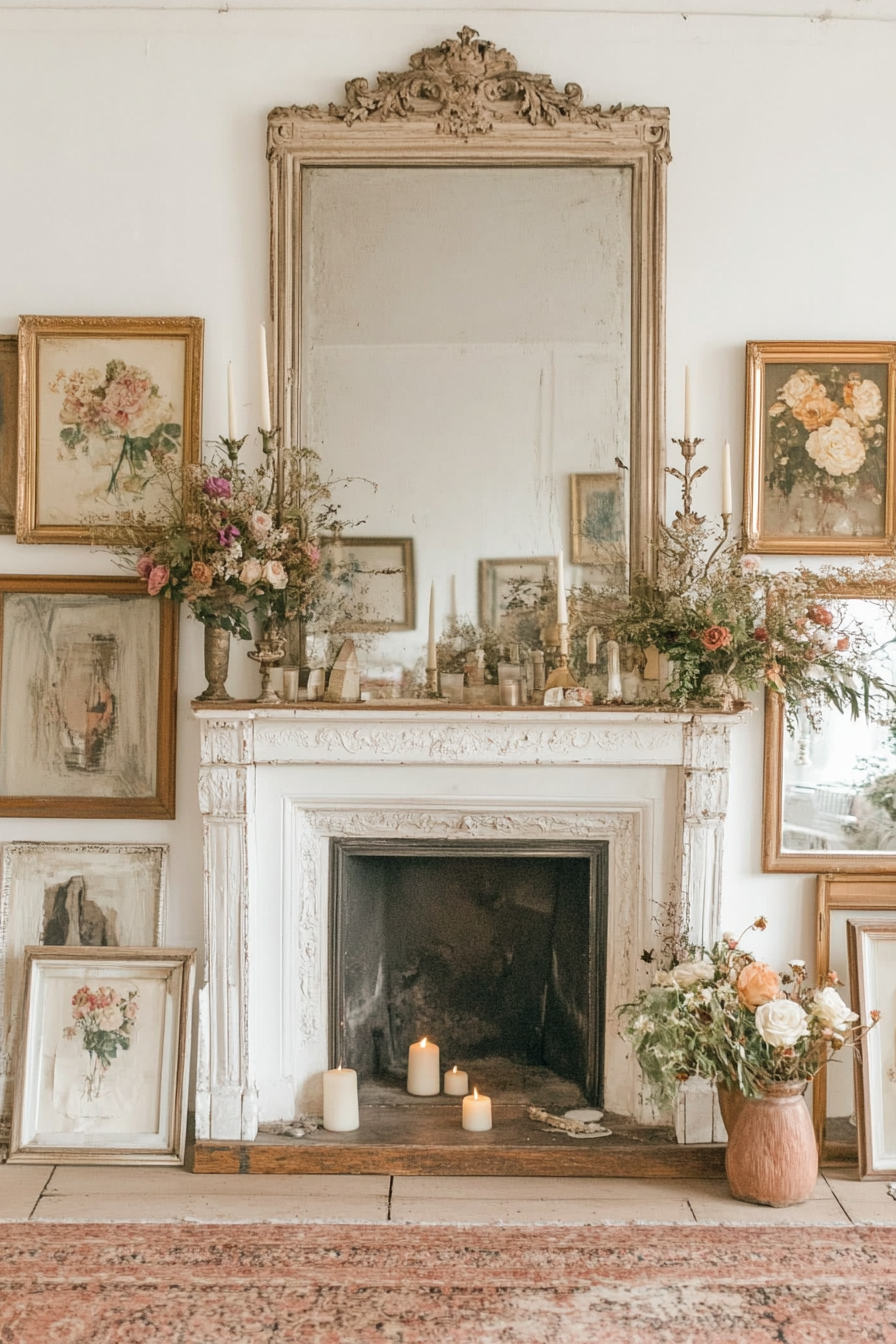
[
  {"left": 744, "top": 341, "right": 896, "bottom": 554},
  {"left": 16, "top": 316, "right": 203, "bottom": 545}
]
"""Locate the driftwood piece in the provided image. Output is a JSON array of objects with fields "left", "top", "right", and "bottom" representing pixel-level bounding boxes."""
[
  {"left": 257, "top": 1115, "right": 322, "bottom": 1140},
  {"left": 527, "top": 1106, "right": 612, "bottom": 1139}
]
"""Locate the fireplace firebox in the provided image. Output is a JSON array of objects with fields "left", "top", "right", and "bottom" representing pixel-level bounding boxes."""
[{"left": 329, "top": 840, "right": 609, "bottom": 1106}]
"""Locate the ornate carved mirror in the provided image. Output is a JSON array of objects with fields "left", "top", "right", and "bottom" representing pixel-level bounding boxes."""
[{"left": 268, "top": 30, "right": 669, "bottom": 662}]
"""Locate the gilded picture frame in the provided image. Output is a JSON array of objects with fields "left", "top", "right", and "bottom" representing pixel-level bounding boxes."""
[
  {"left": 0, "top": 576, "right": 178, "bottom": 819},
  {"left": 570, "top": 472, "right": 627, "bottom": 568},
  {"left": 846, "top": 917, "right": 896, "bottom": 1179},
  {"left": 813, "top": 875, "right": 896, "bottom": 1163},
  {"left": 17, "top": 315, "right": 203, "bottom": 545},
  {"left": 744, "top": 341, "right": 896, "bottom": 554},
  {"left": 7, "top": 946, "right": 194, "bottom": 1166},
  {"left": 0, "top": 336, "right": 17, "bottom": 533},
  {"left": 318, "top": 536, "right": 415, "bottom": 631},
  {"left": 479, "top": 556, "right": 556, "bottom": 639},
  {"left": 762, "top": 584, "right": 896, "bottom": 872}
]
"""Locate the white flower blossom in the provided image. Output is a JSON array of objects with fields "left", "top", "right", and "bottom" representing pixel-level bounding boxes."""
[
  {"left": 812, "top": 987, "right": 858, "bottom": 1035},
  {"left": 755, "top": 998, "right": 810, "bottom": 1049}
]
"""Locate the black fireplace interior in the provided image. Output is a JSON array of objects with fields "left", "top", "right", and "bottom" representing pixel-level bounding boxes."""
[{"left": 330, "top": 840, "right": 609, "bottom": 1106}]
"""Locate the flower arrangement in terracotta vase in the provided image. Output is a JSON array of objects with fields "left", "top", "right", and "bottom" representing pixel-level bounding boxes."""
[{"left": 619, "top": 919, "right": 880, "bottom": 1206}]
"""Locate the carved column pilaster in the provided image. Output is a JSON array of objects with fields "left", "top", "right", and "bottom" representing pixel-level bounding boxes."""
[
  {"left": 677, "top": 719, "right": 732, "bottom": 951},
  {"left": 195, "top": 719, "right": 258, "bottom": 1141}
]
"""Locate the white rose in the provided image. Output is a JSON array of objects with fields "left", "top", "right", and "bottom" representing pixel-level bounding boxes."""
[
  {"left": 670, "top": 958, "right": 715, "bottom": 989},
  {"left": 249, "top": 510, "right": 273, "bottom": 541},
  {"left": 812, "top": 986, "right": 858, "bottom": 1035},
  {"left": 805, "top": 417, "right": 866, "bottom": 477},
  {"left": 239, "top": 558, "right": 263, "bottom": 586},
  {"left": 780, "top": 370, "right": 822, "bottom": 408},
  {"left": 849, "top": 378, "right": 883, "bottom": 424},
  {"left": 263, "top": 560, "right": 288, "bottom": 590},
  {"left": 755, "top": 998, "right": 810, "bottom": 1048},
  {"left": 96, "top": 1005, "right": 123, "bottom": 1031}
]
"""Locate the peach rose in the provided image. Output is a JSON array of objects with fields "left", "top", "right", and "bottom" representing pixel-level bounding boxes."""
[
  {"left": 791, "top": 387, "right": 839, "bottom": 431},
  {"left": 736, "top": 961, "right": 781, "bottom": 1011},
  {"left": 700, "top": 625, "right": 732, "bottom": 652},
  {"left": 191, "top": 561, "right": 213, "bottom": 588}
]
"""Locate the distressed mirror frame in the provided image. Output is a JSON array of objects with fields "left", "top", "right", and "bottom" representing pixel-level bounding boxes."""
[
  {"left": 762, "top": 581, "right": 896, "bottom": 873},
  {"left": 267, "top": 28, "right": 670, "bottom": 584}
]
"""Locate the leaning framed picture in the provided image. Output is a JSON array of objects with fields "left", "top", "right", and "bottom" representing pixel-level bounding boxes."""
[
  {"left": 570, "top": 472, "right": 627, "bottom": 568},
  {"left": 846, "top": 917, "right": 896, "bottom": 1179},
  {"left": 0, "top": 843, "right": 168, "bottom": 1125},
  {"left": 479, "top": 556, "right": 556, "bottom": 641},
  {"left": 0, "top": 576, "right": 178, "bottom": 818},
  {"left": 813, "top": 875, "right": 896, "bottom": 1162},
  {"left": 17, "top": 315, "right": 203, "bottom": 545},
  {"left": 7, "top": 947, "right": 194, "bottom": 1166},
  {"left": 318, "top": 536, "right": 415, "bottom": 631},
  {"left": 744, "top": 341, "right": 896, "bottom": 554},
  {"left": 0, "top": 336, "right": 17, "bottom": 533}
]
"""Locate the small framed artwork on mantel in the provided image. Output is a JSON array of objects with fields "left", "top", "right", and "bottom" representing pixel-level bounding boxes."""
[
  {"left": 744, "top": 341, "right": 896, "bottom": 553},
  {"left": 318, "top": 536, "right": 415, "bottom": 631},
  {"left": 16, "top": 315, "right": 203, "bottom": 545},
  {"left": 570, "top": 472, "right": 627, "bottom": 567},
  {"left": 479, "top": 556, "right": 556, "bottom": 640},
  {"left": 0, "top": 336, "right": 17, "bottom": 533},
  {"left": 0, "top": 576, "right": 178, "bottom": 818}
]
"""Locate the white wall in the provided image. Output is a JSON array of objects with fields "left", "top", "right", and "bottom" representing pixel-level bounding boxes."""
[{"left": 1, "top": 2, "right": 895, "bottom": 1001}]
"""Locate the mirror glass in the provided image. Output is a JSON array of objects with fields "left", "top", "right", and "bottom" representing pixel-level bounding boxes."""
[
  {"left": 301, "top": 165, "right": 632, "bottom": 669},
  {"left": 781, "top": 598, "right": 896, "bottom": 855}
]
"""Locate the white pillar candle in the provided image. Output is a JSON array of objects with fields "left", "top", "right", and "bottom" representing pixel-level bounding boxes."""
[
  {"left": 555, "top": 549, "right": 569, "bottom": 626},
  {"left": 444, "top": 1066, "right": 469, "bottom": 1096},
  {"left": 227, "top": 361, "right": 238, "bottom": 440},
  {"left": 684, "top": 365, "right": 692, "bottom": 441},
  {"left": 606, "top": 640, "right": 623, "bottom": 701},
  {"left": 462, "top": 1086, "right": 492, "bottom": 1132},
  {"left": 586, "top": 627, "right": 600, "bottom": 664},
  {"left": 427, "top": 582, "right": 437, "bottom": 671},
  {"left": 322, "top": 1066, "right": 359, "bottom": 1132},
  {"left": 259, "top": 324, "right": 272, "bottom": 432},
  {"left": 407, "top": 1036, "right": 440, "bottom": 1096},
  {"left": 722, "top": 439, "right": 733, "bottom": 516}
]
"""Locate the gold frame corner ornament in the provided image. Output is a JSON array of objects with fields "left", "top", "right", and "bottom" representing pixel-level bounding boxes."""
[{"left": 267, "top": 32, "right": 668, "bottom": 584}]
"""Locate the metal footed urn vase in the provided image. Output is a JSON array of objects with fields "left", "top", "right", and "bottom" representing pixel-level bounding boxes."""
[
  {"left": 725, "top": 1080, "right": 818, "bottom": 1207},
  {"left": 196, "top": 624, "right": 233, "bottom": 702}
]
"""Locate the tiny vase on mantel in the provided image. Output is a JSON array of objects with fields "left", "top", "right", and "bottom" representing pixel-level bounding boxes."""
[
  {"left": 725, "top": 1080, "right": 818, "bottom": 1207},
  {"left": 196, "top": 624, "right": 233, "bottom": 702}
]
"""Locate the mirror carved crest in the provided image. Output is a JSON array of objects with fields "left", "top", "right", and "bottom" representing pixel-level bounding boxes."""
[{"left": 269, "top": 27, "right": 671, "bottom": 150}]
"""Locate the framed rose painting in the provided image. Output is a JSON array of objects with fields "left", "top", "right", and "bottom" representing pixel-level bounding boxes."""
[
  {"left": 16, "top": 315, "right": 203, "bottom": 545},
  {"left": 744, "top": 341, "right": 896, "bottom": 554}
]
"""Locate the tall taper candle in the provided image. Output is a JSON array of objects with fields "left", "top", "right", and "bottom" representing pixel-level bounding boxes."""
[
  {"left": 556, "top": 550, "right": 569, "bottom": 626},
  {"left": 427, "top": 581, "right": 437, "bottom": 670},
  {"left": 684, "top": 365, "right": 692, "bottom": 441},
  {"left": 722, "top": 439, "right": 733, "bottom": 516},
  {"left": 259, "top": 325, "right": 272, "bottom": 432},
  {"left": 448, "top": 575, "right": 458, "bottom": 626},
  {"left": 227, "top": 362, "right": 238, "bottom": 440}
]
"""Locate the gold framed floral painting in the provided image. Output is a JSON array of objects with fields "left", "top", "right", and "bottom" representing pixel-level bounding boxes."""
[
  {"left": 17, "top": 316, "right": 203, "bottom": 545},
  {"left": 0, "top": 336, "right": 18, "bottom": 533},
  {"left": 744, "top": 341, "right": 896, "bottom": 554}
]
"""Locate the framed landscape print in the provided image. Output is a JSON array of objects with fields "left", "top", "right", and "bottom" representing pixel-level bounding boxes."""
[
  {"left": 0, "top": 843, "right": 168, "bottom": 1124},
  {"left": 846, "top": 917, "right": 896, "bottom": 1178},
  {"left": 16, "top": 315, "right": 203, "bottom": 545},
  {"left": 813, "top": 875, "right": 896, "bottom": 1162},
  {"left": 762, "top": 589, "right": 896, "bottom": 872},
  {"left": 0, "top": 576, "right": 177, "bottom": 818},
  {"left": 479, "top": 556, "right": 556, "bottom": 640},
  {"left": 319, "top": 536, "right": 415, "bottom": 631},
  {"left": 744, "top": 341, "right": 896, "bottom": 554},
  {"left": 7, "top": 947, "right": 194, "bottom": 1165},
  {"left": 570, "top": 472, "right": 627, "bottom": 567},
  {"left": 0, "top": 336, "right": 17, "bottom": 533}
]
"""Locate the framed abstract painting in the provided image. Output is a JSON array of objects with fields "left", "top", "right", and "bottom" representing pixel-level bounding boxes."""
[
  {"left": 16, "top": 315, "right": 203, "bottom": 545},
  {"left": 744, "top": 341, "right": 896, "bottom": 554},
  {"left": 0, "top": 576, "right": 178, "bottom": 818},
  {"left": 318, "top": 536, "right": 415, "bottom": 631},
  {"left": 7, "top": 946, "right": 194, "bottom": 1166},
  {"left": 0, "top": 336, "right": 17, "bottom": 533}
]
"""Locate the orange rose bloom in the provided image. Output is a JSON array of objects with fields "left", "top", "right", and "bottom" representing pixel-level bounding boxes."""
[
  {"left": 700, "top": 625, "right": 732, "bottom": 652},
  {"left": 191, "top": 560, "right": 213, "bottom": 588},
  {"left": 736, "top": 961, "right": 781, "bottom": 1011},
  {"left": 791, "top": 388, "right": 840, "bottom": 431}
]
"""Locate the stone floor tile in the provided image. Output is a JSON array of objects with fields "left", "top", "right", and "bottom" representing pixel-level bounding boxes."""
[
  {"left": 45, "top": 1167, "right": 388, "bottom": 1198},
  {"left": 31, "top": 1193, "right": 389, "bottom": 1223},
  {"left": 391, "top": 1175, "right": 703, "bottom": 1201},
  {"left": 689, "top": 1195, "right": 850, "bottom": 1225},
  {"left": 0, "top": 1165, "right": 54, "bottom": 1221},
  {"left": 389, "top": 1197, "right": 697, "bottom": 1225}
]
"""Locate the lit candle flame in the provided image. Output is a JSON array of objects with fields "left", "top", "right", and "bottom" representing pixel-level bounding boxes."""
[
  {"left": 420, "top": 1037, "right": 428, "bottom": 1049},
  {"left": 473, "top": 1087, "right": 479, "bottom": 1100},
  {"left": 452, "top": 1066, "right": 458, "bottom": 1074}
]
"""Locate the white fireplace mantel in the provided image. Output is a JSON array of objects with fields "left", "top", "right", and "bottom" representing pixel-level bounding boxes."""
[{"left": 193, "top": 704, "right": 748, "bottom": 1141}]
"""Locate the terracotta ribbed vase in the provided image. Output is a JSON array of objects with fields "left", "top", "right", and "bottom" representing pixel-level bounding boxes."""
[{"left": 725, "top": 1080, "right": 818, "bottom": 1207}]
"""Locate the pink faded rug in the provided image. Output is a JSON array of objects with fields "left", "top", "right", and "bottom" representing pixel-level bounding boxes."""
[{"left": 1, "top": 1222, "right": 895, "bottom": 1343}]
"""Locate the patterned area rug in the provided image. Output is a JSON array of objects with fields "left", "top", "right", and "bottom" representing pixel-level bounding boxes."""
[{"left": 1, "top": 1222, "right": 895, "bottom": 1343}]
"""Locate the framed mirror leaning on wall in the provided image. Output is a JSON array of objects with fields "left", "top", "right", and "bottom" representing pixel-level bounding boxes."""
[{"left": 268, "top": 29, "right": 669, "bottom": 672}]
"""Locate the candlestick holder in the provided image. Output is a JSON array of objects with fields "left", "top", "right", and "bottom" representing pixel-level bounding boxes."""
[
  {"left": 425, "top": 666, "right": 439, "bottom": 694},
  {"left": 544, "top": 624, "right": 578, "bottom": 692},
  {"left": 249, "top": 623, "right": 286, "bottom": 704},
  {"left": 219, "top": 434, "right": 248, "bottom": 465},
  {"left": 667, "top": 435, "right": 706, "bottom": 522}
]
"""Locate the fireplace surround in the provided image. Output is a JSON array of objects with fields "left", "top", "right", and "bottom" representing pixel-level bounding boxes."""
[{"left": 193, "top": 704, "right": 746, "bottom": 1143}]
